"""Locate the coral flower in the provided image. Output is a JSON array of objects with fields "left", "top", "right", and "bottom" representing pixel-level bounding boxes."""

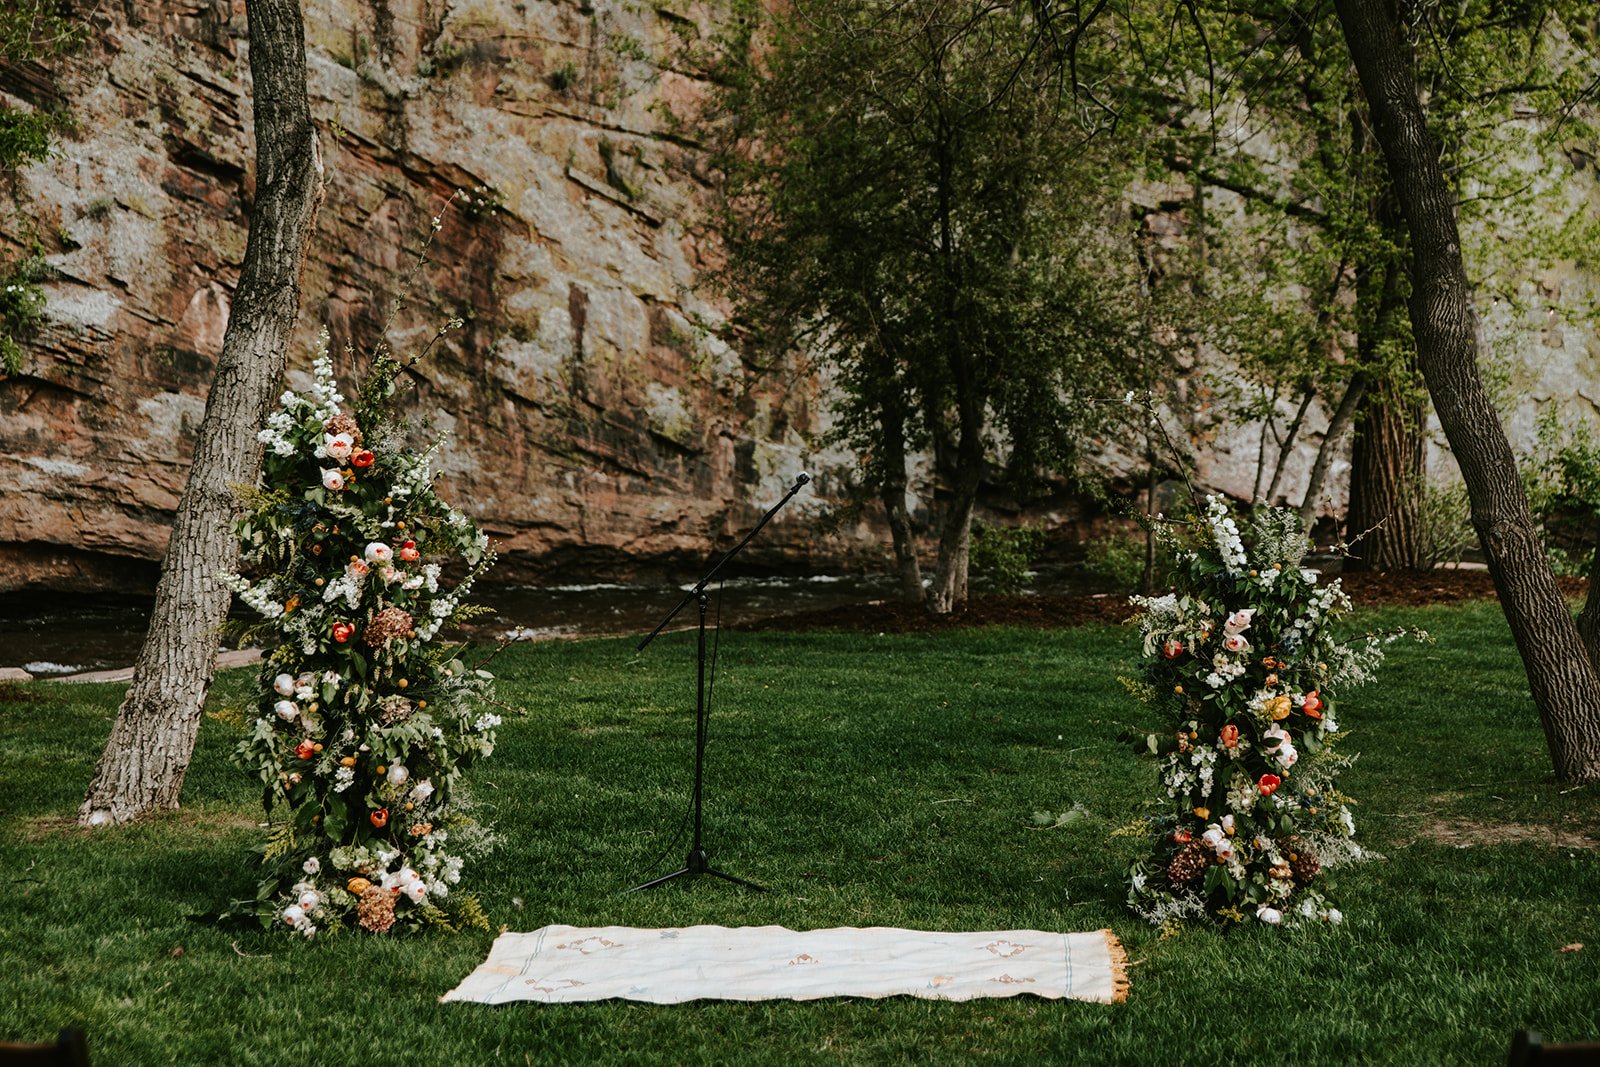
[
  {"left": 398, "top": 540, "right": 419, "bottom": 562},
  {"left": 1220, "top": 723, "right": 1239, "bottom": 748},
  {"left": 352, "top": 449, "right": 375, "bottom": 468},
  {"left": 1162, "top": 638, "right": 1183, "bottom": 659},
  {"left": 1258, "top": 773, "right": 1282, "bottom": 797},
  {"left": 331, "top": 622, "right": 355, "bottom": 643},
  {"left": 370, "top": 808, "right": 389, "bottom": 829},
  {"left": 294, "top": 740, "right": 316, "bottom": 761},
  {"left": 1303, "top": 690, "right": 1323, "bottom": 718}
]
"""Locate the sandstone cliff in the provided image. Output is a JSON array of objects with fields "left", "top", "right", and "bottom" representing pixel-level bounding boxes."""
[{"left": 0, "top": 0, "right": 865, "bottom": 595}]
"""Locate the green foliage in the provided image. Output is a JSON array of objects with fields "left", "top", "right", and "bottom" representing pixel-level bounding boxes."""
[
  {"left": 969, "top": 520, "right": 1045, "bottom": 595},
  {"left": 1523, "top": 405, "right": 1600, "bottom": 576},
  {"left": 1083, "top": 529, "right": 1149, "bottom": 593},
  {"left": 0, "top": 249, "right": 49, "bottom": 376},
  {"left": 1415, "top": 480, "right": 1478, "bottom": 571},
  {"left": 708, "top": 0, "right": 1150, "bottom": 549}
]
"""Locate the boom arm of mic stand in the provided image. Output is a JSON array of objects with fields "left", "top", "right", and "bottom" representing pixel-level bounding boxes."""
[{"left": 636, "top": 473, "right": 811, "bottom": 653}]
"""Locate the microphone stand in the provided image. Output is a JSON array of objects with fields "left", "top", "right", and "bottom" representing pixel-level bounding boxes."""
[{"left": 627, "top": 472, "right": 811, "bottom": 893}]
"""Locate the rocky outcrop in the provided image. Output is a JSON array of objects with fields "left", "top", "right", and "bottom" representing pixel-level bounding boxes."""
[
  {"left": 0, "top": 0, "right": 867, "bottom": 594},
  {"left": 2, "top": 3, "right": 1597, "bottom": 595}
]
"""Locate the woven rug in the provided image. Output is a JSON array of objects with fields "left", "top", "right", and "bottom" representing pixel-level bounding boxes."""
[{"left": 441, "top": 924, "right": 1128, "bottom": 1005}]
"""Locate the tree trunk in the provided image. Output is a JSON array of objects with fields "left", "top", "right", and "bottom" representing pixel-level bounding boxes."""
[
  {"left": 1299, "top": 371, "right": 1367, "bottom": 532},
  {"left": 928, "top": 394, "right": 984, "bottom": 615},
  {"left": 1335, "top": 0, "right": 1600, "bottom": 782},
  {"left": 1579, "top": 541, "right": 1600, "bottom": 677},
  {"left": 1346, "top": 369, "right": 1426, "bottom": 570},
  {"left": 79, "top": 0, "right": 325, "bottom": 825},
  {"left": 1345, "top": 186, "right": 1426, "bottom": 571},
  {"left": 879, "top": 415, "right": 925, "bottom": 604}
]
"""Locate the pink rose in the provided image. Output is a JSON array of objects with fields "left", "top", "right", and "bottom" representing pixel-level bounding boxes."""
[
  {"left": 1223, "top": 632, "right": 1250, "bottom": 654},
  {"left": 321, "top": 469, "right": 346, "bottom": 491},
  {"left": 364, "top": 542, "right": 393, "bottom": 563},
  {"left": 324, "top": 433, "right": 354, "bottom": 460}
]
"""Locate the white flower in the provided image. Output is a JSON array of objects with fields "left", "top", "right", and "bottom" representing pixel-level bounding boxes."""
[
  {"left": 274, "top": 700, "right": 299, "bottom": 721},
  {"left": 364, "top": 542, "right": 393, "bottom": 563},
  {"left": 1220, "top": 814, "right": 1235, "bottom": 835},
  {"left": 413, "top": 780, "right": 435, "bottom": 803},
  {"left": 321, "top": 469, "right": 346, "bottom": 491},
  {"left": 1224, "top": 609, "right": 1254, "bottom": 635},
  {"left": 1256, "top": 905, "right": 1282, "bottom": 926},
  {"left": 324, "top": 432, "right": 354, "bottom": 460},
  {"left": 1201, "top": 826, "right": 1225, "bottom": 850},
  {"left": 282, "top": 904, "right": 306, "bottom": 927},
  {"left": 298, "top": 889, "right": 322, "bottom": 910},
  {"left": 1338, "top": 807, "right": 1356, "bottom": 836},
  {"left": 273, "top": 673, "right": 297, "bottom": 697},
  {"left": 1222, "top": 633, "right": 1250, "bottom": 654},
  {"left": 302, "top": 856, "right": 321, "bottom": 875},
  {"left": 385, "top": 764, "right": 410, "bottom": 787},
  {"left": 1323, "top": 908, "right": 1344, "bottom": 925},
  {"left": 1275, "top": 740, "right": 1298, "bottom": 769}
]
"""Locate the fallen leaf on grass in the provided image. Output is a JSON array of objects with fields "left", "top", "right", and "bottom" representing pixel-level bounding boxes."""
[{"left": 1558, "top": 943, "right": 1584, "bottom": 954}]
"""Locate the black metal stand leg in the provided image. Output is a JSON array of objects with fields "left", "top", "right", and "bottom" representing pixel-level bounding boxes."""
[{"left": 628, "top": 593, "right": 765, "bottom": 893}]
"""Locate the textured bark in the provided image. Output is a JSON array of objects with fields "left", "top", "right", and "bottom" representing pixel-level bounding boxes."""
[
  {"left": 79, "top": 0, "right": 325, "bottom": 824},
  {"left": 1336, "top": 0, "right": 1600, "bottom": 781},
  {"left": 1345, "top": 185, "right": 1425, "bottom": 571},
  {"left": 1346, "top": 370, "right": 1427, "bottom": 570},
  {"left": 1299, "top": 372, "right": 1368, "bottom": 532},
  {"left": 928, "top": 394, "right": 983, "bottom": 615},
  {"left": 878, "top": 419, "right": 925, "bottom": 604}
]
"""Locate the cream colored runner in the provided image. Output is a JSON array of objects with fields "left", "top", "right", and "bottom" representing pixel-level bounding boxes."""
[{"left": 442, "top": 924, "right": 1128, "bottom": 1005}]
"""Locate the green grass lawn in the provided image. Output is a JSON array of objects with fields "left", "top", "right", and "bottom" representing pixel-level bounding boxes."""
[{"left": 2, "top": 600, "right": 1598, "bottom": 1065}]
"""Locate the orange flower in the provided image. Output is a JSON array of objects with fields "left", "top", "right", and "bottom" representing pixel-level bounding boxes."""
[
  {"left": 1303, "top": 690, "right": 1324, "bottom": 718},
  {"left": 352, "top": 449, "right": 375, "bottom": 468},
  {"left": 1220, "top": 724, "right": 1240, "bottom": 748},
  {"left": 331, "top": 622, "right": 355, "bottom": 643},
  {"left": 294, "top": 740, "right": 315, "bottom": 761},
  {"left": 283, "top": 595, "right": 300, "bottom": 614},
  {"left": 347, "top": 876, "right": 371, "bottom": 895},
  {"left": 370, "top": 808, "right": 389, "bottom": 829},
  {"left": 1258, "top": 773, "right": 1282, "bottom": 797},
  {"left": 1267, "top": 695, "right": 1293, "bottom": 721}
]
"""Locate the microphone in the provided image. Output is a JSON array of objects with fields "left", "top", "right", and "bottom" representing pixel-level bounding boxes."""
[{"left": 795, "top": 471, "right": 811, "bottom": 486}]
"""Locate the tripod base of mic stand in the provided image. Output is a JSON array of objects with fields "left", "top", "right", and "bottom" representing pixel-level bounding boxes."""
[{"left": 627, "top": 848, "right": 768, "bottom": 893}]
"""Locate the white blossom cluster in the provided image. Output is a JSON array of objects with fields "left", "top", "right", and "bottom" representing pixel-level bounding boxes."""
[{"left": 1204, "top": 495, "right": 1248, "bottom": 574}]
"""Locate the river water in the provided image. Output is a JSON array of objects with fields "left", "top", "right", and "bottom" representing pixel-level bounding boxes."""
[{"left": 0, "top": 572, "right": 921, "bottom": 677}]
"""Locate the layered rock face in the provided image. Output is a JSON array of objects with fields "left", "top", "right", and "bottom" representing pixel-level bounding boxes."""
[
  {"left": 2, "top": 3, "right": 1597, "bottom": 596},
  {"left": 0, "top": 0, "right": 862, "bottom": 595}
]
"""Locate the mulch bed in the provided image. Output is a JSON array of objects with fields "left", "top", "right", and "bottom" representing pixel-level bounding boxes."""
[{"left": 740, "top": 569, "right": 1590, "bottom": 635}]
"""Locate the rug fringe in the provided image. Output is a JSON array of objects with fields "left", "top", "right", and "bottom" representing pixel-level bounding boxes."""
[{"left": 1101, "top": 929, "right": 1130, "bottom": 1003}]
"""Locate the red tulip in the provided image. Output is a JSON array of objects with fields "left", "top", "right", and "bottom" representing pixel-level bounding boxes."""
[
  {"left": 1172, "top": 829, "right": 1192, "bottom": 844},
  {"left": 352, "top": 449, "right": 375, "bottom": 468},
  {"left": 1220, "top": 724, "right": 1239, "bottom": 748},
  {"left": 332, "top": 622, "right": 355, "bottom": 644},
  {"left": 398, "top": 540, "right": 419, "bottom": 562},
  {"left": 294, "top": 740, "right": 315, "bottom": 761},
  {"left": 1162, "top": 638, "right": 1183, "bottom": 659},
  {"left": 370, "top": 808, "right": 389, "bottom": 829},
  {"left": 1258, "top": 773, "right": 1282, "bottom": 797}
]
